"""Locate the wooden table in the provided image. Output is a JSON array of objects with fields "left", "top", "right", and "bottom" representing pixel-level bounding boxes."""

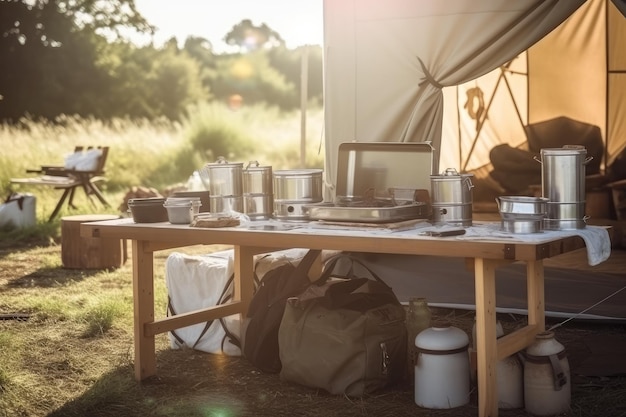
[{"left": 81, "top": 218, "right": 590, "bottom": 417}]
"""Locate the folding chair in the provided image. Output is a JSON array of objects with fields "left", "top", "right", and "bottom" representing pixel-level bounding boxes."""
[{"left": 10, "top": 146, "right": 111, "bottom": 222}]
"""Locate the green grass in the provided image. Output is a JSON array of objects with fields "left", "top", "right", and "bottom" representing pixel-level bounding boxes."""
[
  {"left": 0, "top": 106, "right": 324, "bottom": 415},
  {"left": 0, "top": 103, "right": 324, "bottom": 240}
]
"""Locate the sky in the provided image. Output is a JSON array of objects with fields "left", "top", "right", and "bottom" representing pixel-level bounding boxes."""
[{"left": 133, "top": 0, "right": 324, "bottom": 52}]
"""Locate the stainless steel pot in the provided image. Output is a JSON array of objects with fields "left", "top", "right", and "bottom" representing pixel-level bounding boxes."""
[
  {"left": 200, "top": 157, "right": 244, "bottom": 213},
  {"left": 501, "top": 219, "right": 543, "bottom": 234},
  {"left": 534, "top": 145, "right": 592, "bottom": 229},
  {"left": 243, "top": 160, "right": 273, "bottom": 220},
  {"left": 430, "top": 168, "right": 474, "bottom": 226},
  {"left": 496, "top": 196, "right": 548, "bottom": 221},
  {"left": 273, "top": 169, "right": 323, "bottom": 220},
  {"left": 200, "top": 157, "right": 243, "bottom": 197},
  {"left": 534, "top": 146, "right": 592, "bottom": 203}
]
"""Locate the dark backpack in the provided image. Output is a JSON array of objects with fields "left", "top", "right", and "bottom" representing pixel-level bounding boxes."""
[{"left": 242, "top": 249, "right": 321, "bottom": 373}]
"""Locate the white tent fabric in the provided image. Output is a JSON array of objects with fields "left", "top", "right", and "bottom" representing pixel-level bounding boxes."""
[{"left": 324, "top": 0, "right": 626, "bottom": 199}]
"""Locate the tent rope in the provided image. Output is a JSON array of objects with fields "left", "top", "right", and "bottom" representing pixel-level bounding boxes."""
[{"left": 548, "top": 285, "right": 626, "bottom": 331}]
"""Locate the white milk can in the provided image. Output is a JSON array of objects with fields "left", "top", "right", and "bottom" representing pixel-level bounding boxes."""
[
  {"left": 414, "top": 322, "right": 470, "bottom": 409},
  {"left": 524, "top": 331, "right": 571, "bottom": 416}
]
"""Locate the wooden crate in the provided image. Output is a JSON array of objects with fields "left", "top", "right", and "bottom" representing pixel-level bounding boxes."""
[{"left": 61, "top": 214, "right": 127, "bottom": 269}]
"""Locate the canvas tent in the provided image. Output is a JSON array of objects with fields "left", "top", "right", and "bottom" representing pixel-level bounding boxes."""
[
  {"left": 322, "top": 0, "right": 626, "bottom": 199},
  {"left": 320, "top": 0, "right": 626, "bottom": 321}
]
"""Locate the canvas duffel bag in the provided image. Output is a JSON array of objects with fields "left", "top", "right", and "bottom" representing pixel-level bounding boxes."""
[{"left": 278, "top": 254, "right": 407, "bottom": 397}]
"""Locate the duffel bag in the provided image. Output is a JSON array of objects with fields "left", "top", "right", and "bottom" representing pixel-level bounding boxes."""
[{"left": 278, "top": 254, "right": 407, "bottom": 397}]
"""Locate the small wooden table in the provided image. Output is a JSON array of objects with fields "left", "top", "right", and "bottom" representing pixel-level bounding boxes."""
[{"left": 81, "top": 218, "right": 591, "bottom": 417}]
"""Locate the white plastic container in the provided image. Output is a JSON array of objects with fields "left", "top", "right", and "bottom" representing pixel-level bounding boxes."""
[
  {"left": 414, "top": 322, "right": 470, "bottom": 409},
  {"left": 524, "top": 331, "right": 571, "bottom": 416},
  {"left": 164, "top": 197, "right": 202, "bottom": 224}
]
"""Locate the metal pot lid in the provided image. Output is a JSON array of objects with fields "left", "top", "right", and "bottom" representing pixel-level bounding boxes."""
[
  {"left": 540, "top": 146, "right": 587, "bottom": 156},
  {"left": 243, "top": 160, "right": 271, "bottom": 172},
  {"left": 431, "top": 167, "right": 474, "bottom": 179},
  {"left": 204, "top": 156, "right": 243, "bottom": 168},
  {"left": 274, "top": 169, "right": 323, "bottom": 177}
]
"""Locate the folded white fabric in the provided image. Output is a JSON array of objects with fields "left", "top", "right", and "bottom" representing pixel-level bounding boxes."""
[
  {"left": 568, "top": 226, "right": 611, "bottom": 266},
  {"left": 458, "top": 223, "right": 611, "bottom": 266}
]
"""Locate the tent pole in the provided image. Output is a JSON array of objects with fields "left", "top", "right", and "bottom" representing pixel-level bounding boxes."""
[{"left": 461, "top": 69, "right": 506, "bottom": 172}]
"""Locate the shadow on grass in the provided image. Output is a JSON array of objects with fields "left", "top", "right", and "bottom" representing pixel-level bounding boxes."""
[
  {"left": 5, "top": 266, "right": 100, "bottom": 288},
  {"left": 42, "top": 333, "right": 626, "bottom": 417},
  {"left": 43, "top": 346, "right": 478, "bottom": 417}
]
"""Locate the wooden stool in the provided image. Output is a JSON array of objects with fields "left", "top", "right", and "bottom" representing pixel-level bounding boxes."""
[{"left": 61, "top": 214, "right": 127, "bottom": 269}]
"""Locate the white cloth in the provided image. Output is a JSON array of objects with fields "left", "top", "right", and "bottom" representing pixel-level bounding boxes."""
[{"left": 456, "top": 223, "right": 611, "bottom": 266}]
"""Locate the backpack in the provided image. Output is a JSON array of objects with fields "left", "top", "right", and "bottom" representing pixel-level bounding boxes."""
[{"left": 242, "top": 249, "right": 321, "bottom": 373}]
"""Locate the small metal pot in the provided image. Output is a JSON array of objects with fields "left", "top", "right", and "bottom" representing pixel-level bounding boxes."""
[
  {"left": 273, "top": 169, "right": 323, "bottom": 202},
  {"left": 496, "top": 196, "right": 548, "bottom": 221},
  {"left": 501, "top": 219, "right": 543, "bottom": 234},
  {"left": 430, "top": 168, "right": 474, "bottom": 226},
  {"left": 273, "top": 169, "right": 323, "bottom": 220}
]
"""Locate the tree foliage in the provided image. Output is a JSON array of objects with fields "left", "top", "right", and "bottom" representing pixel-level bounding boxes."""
[
  {"left": 224, "top": 19, "right": 285, "bottom": 52},
  {"left": 0, "top": 2, "right": 323, "bottom": 123}
]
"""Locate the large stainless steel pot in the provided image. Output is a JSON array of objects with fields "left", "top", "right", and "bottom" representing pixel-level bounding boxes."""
[
  {"left": 273, "top": 169, "right": 323, "bottom": 220},
  {"left": 534, "top": 145, "right": 592, "bottom": 229},
  {"left": 200, "top": 157, "right": 244, "bottom": 213},
  {"left": 243, "top": 160, "right": 273, "bottom": 220},
  {"left": 430, "top": 168, "right": 474, "bottom": 226}
]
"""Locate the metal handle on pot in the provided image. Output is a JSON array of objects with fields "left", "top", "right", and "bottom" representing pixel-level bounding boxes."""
[
  {"left": 495, "top": 197, "right": 501, "bottom": 210},
  {"left": 246, "top": 160, "right": 260, "bottom": 169},
  {"left": 216, "top": 156, "right": 229, "bottom": 164},
  {"left": 533, "top": 156, "right": 542, "bottom": 164},
  {"left": 584, "top": 156, "right": 593, "bottom": 165}
]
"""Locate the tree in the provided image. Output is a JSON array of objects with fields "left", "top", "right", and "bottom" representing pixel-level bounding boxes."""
[
  {"left": 268, "top": 45, "right": 323, "bottom": 106},
  {"left": 0, "top": 0, "right": 152, "bottom": 121},
  {"left": 224, "top": 19, "right": 285, "bottom": 52},
  {"left": 208, "top": 51, "right": 295, "bottom": 109}
]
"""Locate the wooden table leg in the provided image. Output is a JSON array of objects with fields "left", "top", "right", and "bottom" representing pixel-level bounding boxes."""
[
  {"left": 132, "top": 240, "right": 156, "bottom": 381},
  {"left": 233, "top": 245, "right": 259, "bottom": 318},
  {"left": 474, "top": 257, "right": 499, "bottom": 417},
  {"left": 526, "top": 260, "right": 546, "bottom": 332}
]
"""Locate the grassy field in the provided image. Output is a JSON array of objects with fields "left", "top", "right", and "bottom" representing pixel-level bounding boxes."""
[
  {"left": 0, "top": 103, "right": 325, "bottom": 228},
  {"left": 1, "top": 106, "right": 625, "bottom": 416}
]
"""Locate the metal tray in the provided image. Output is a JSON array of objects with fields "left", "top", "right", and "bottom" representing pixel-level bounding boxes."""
[
  {"left": 304, "top": 201, "right": 430, "bottom": 223},
  {"left": 336, "top": 142, "right": 434, "bottom": 199}
]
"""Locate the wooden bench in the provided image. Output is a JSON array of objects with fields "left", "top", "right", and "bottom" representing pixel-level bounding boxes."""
[{"left": 10, "top": 146, "right": 111, "bottom": 222}]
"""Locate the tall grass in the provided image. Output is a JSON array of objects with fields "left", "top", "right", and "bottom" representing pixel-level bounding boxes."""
[{"left": 0, "top": 102, "right": 324, "bottom": 239}]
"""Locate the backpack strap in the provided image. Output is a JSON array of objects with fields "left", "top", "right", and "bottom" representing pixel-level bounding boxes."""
[{"left": 313, "top": 253, "right": 390, "bottom": 288}]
